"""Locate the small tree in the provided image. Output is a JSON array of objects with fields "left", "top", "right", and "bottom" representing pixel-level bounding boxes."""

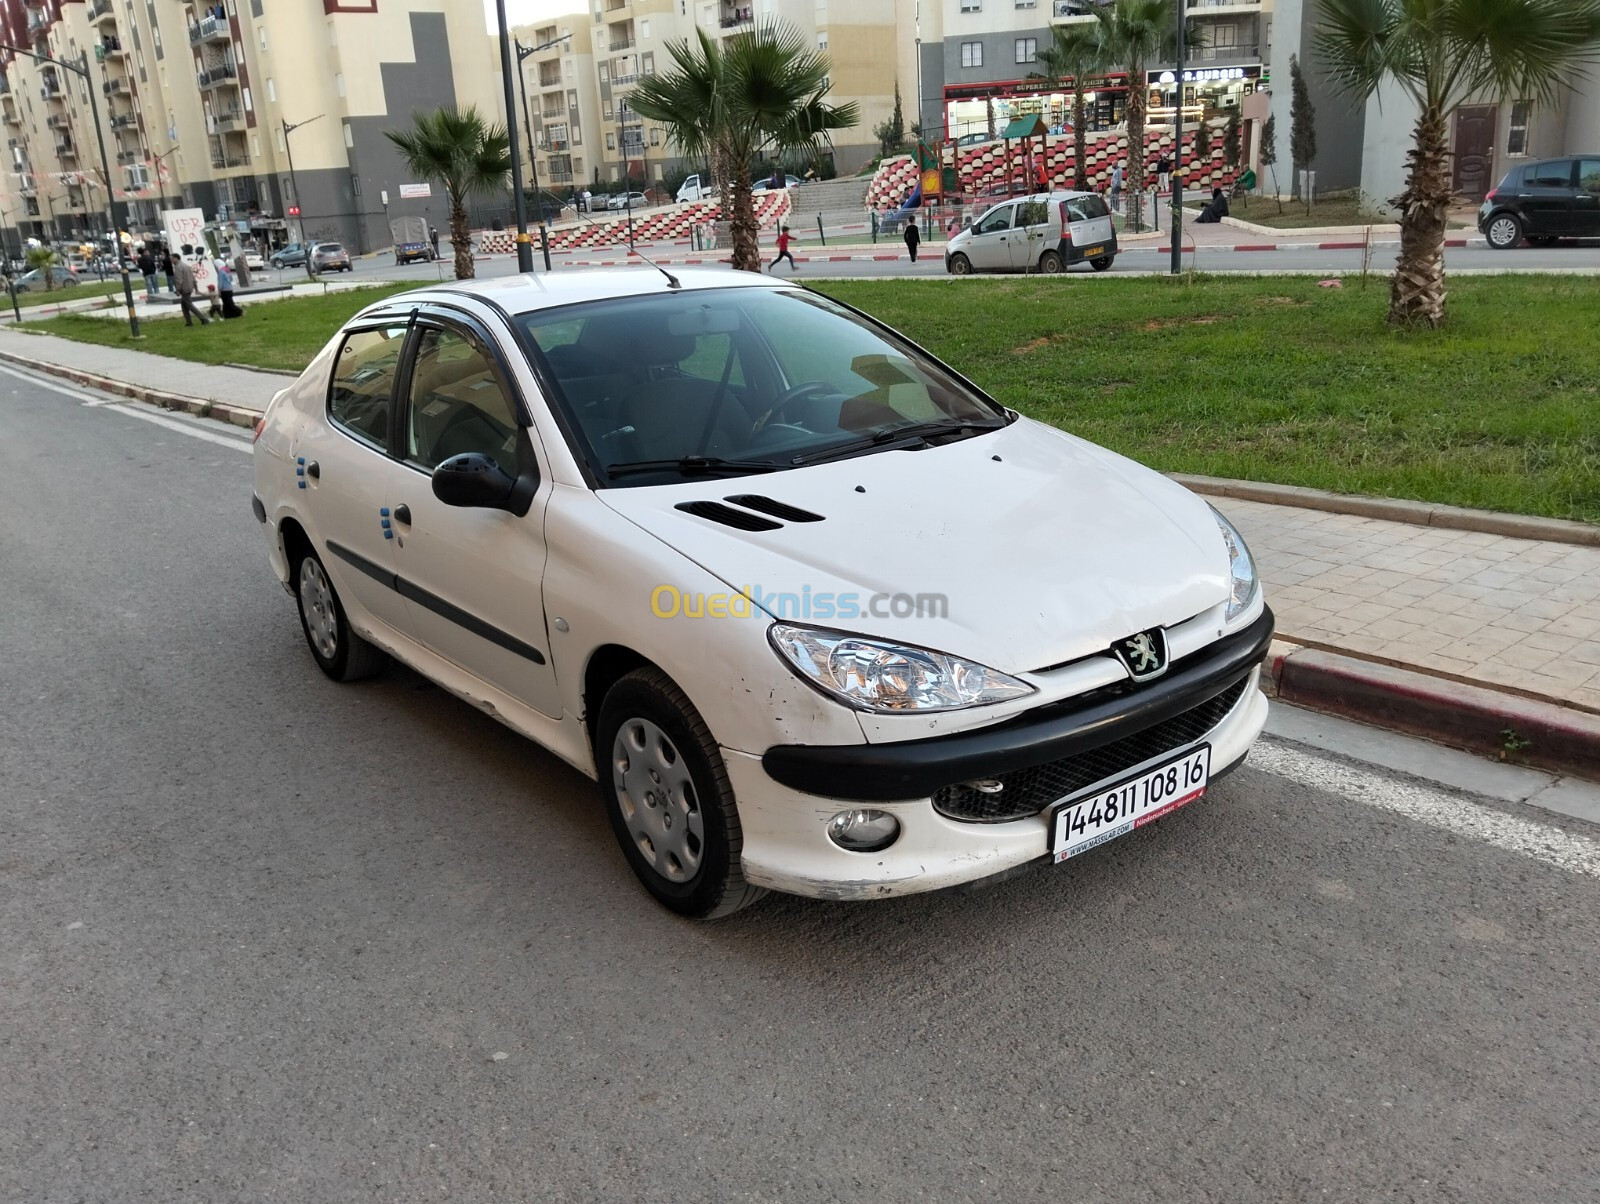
[
  {"left": 26, "top": 246, "right": 56, "bottom": 291},
  {"left": 1033, "top": 22, "right": 1107, "bottom": 190},
  {"left": 1260, "top": 111, "right": 1281, "bottom": 213},
  {"left": 1223, "top": 109, "right": 1242, "bottom": 174},
  {"left": 873, "top": 81, "right": 907, "bottom": 156},
  {"left": 1289, "top": 53, "right": 1317, "bottom": 210},
  {"left": 1191, "top": 109, "right": 1213, "bottom": 182},
  {"left": 384, "top": 106, "right": 511, "bottom": 280}
]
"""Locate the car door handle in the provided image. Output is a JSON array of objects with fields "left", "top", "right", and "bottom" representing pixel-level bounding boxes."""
[
  {"left": 392, "top": 504, "right": 411, "bottom": 525},
  {"left": 305, "top": 461, "right": 319, "bottom": 480}
]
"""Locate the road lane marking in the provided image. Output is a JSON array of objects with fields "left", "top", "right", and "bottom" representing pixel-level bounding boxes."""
[
  {"left": 0, "top": 361, "right": 122, "bottom": 405},
  {"left": 1251, "top": 738, "right": 1600, "bottom": 879},
  {"left": 100, "top": 403, "right": 253, "bottom": 452}
]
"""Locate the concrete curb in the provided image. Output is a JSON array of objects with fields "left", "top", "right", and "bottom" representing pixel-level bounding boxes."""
[
  {"left": 0, "top": 344, "right": 265, "bottom": 429},
  {"left": 1263, "top": 639, "right": 1600, "bottom": 781},
  {"left": 1173, "top": 473, "right": 1600, "bottom": 548}
]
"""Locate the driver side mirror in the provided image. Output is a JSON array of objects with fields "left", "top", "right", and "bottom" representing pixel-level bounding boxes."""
[{"left": 432, "top": 452, "right": 517, "bottom": 509}]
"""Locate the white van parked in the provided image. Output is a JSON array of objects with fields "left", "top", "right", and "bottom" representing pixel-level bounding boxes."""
[
  {"left": 676, "top": 173, "right": 717, "bottom": 203},
  {"left": 945, "top": 190, "right": 1118, "bottom": 275}
]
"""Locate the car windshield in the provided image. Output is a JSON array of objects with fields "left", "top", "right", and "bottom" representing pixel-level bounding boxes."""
[{"left": 516, "top": 286, "right": 1006, "bottom": 486}]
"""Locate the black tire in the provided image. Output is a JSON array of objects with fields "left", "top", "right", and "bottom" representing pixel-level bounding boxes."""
[
  {"left": 948, "top": 252, "right": 973, "bottom": 276},
  {"left": 292, "top": 547, "right": 387, "bottom": 682},
  {"left": 1485, "top": 212, "right": 1523, "bottom": 249},
  {"left": 270, "top": 257, "right": 283, "bottom": 269},
  {"left": 1038, "top": 249, "right": 1063, "bottom": 273},
  {"left": 1090, "top": 255, "right": 1115, "bottom": 272},
  {"left": 596, "top": 667, "right": 766, "bottom": 919}
]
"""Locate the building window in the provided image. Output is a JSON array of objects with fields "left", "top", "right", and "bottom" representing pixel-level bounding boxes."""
[
  {"left": 599, "top": 64, "right": 608, "bottom": 81},
  {"left": 1015, "top": 37, "right": 1036, "bottom": 63},
  {"left": 640, "top": 18, "right": 650, "bottom": 38},
  {"left": 259, "top": 27, "right": 268, "bottom": 50},
  {"left": 335, "top": 73, "right": 346, "bottom": 97},
  {"left": 1212, "top": 23, "right": 1237, "bottom": 47},
  {"left": 351, "top": 173, "right": 360, "bottom": 196},
  {"left": 606, "top": 132, "right": 615, "bottom": 149},
  {"left": 960, "top": 41, "right": 983, "bottom": 67},
  {"left": 343, "top": 121, "right": 353, "bottom": 147},
  {"left": 818, "top": 32, "right": 828, "bottom": 49},
  {"left": 604, "top": 102, "right": 613, "bottom": 119},
  {"left": 1508, "top": 100, "right": 1531, "bottom": 157},
  {"left": 642, "top": 51, "right": 654, "bottom": 73},
  {"left": 266, "top": 78, "right": 276, "bottom": 102},
  {"left": 1015, "top": 0, "right": 1035, "bottom": 7},
  {"left": 650, "top": 128, "right": 660, "bottom": 145},
  {"left": 960, "top": 0, "right": 981, "bottom": 10}
]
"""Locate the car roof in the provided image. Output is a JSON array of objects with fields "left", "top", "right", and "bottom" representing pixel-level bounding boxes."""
[{"left": 355, "top": 266, "right": 798, "bottom": 321}]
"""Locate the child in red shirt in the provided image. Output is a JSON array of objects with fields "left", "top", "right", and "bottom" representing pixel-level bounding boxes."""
[{"left": 768, "top": 225, "right": 797, "bottom": 272}]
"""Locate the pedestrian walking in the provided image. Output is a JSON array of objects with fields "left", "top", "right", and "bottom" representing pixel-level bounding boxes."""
[
  {"left": 159, "top": 246, "right": 176, "bottom": 293},
  {"left": 768, "top": 225, "right": 797, "bottom": 272},
  {"left": 428, "top": 223, "right": 440, "bottom": 259},
  {"left": 136, "top": 246, "right": 158, "bottom": 295},
  {"left": 171, "top": 249, "right": 209, "bottom": 327},
  {"left": 903, "top": 218, "right": 921, "bottom": 263},
  {"left": 212, "top": 253, "right": 243, "bottom": 318},
  {"left": 1156, "top": 153, "right": 1173, "bottom": 193},
  {"left": 1109, "top": 161, "right": 1124, "bottom": 212}
]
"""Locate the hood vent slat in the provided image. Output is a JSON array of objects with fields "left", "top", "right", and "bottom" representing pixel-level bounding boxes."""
[
  {"left": 675, "top": 500, "right": 782, "bottom": 532},
  {"left": 724, "top": 495, "right": 825, "bottom": 523}
]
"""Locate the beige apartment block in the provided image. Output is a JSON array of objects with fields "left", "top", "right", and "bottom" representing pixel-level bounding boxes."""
[
  {"left": 512, "top": 14, "right": 602, "bottom": 203},
  {"left": 0, "top": 0, "right": 501, "bottom": 257}
]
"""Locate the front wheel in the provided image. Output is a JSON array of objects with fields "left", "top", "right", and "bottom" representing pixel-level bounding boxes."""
[
  {"left": 270, "top": 258, "right": 283, "bottom": 269},
  {"left": 294, "top": 549, "right": 387, "bottom": 682},
  {"left": 1090, "top": 255, "right": 1115, "bottom": 272},
  {"left": 948, "top": 252, "right": 973, "bottom": 276},
  {"left": 1037, "top": 250, "right": 1063, "bottom": 273},
  {"left": 1485, "top": 213, "right": 1523, "bottom": 249},
  {"left": 597, "top": 668, "right": 765, "bottom": 919}
]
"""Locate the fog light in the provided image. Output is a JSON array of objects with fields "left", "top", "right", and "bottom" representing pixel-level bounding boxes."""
[{"left": 826, "top": 808, "right": 900, "bottom": 853}]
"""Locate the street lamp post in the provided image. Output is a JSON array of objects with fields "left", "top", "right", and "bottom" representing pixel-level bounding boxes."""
[
  {"left": 152, "top": 144, "right": 180, "bottom": 216},
  {"left": 495, "top": 0, "right": 535, "bottom": 272},
  {"left": 282, "top": 115, "right": 323, "bottom": 280},
  {"left": 2, "top": 44, "right": 139, "bottom": 336},
  {"left": 516, "top": 33, "right": 571, "bottom": 271},
  {"left": 1169, "top": 4, "right": 1185, "bottom": 276}
]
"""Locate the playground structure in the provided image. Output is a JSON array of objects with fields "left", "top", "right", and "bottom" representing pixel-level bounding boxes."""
[{"left": 866, "top": 119, "right": 1247, "bottom": 232}]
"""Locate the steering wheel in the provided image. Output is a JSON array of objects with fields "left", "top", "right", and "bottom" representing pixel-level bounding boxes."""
[{"left": 761, "top": 381, "right": 835, "bottom": 429}]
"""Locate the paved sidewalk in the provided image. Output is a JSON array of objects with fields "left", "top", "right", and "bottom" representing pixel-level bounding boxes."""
[{"left": 2, "top": 328, "right": 1596, "bottom": 774}]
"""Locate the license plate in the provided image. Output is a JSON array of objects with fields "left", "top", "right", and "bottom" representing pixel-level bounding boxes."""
[
  {"left": 1051, "top": 745, "right": 1210, "bottom": 862},
  {"left": 1080, "top": 245, "right": 1105, "bottom": 257}
]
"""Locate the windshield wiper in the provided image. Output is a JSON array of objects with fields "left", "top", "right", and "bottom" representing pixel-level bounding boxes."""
[
  {"left": 789, "top": 420, "right": 1003, "bottom": 467},
  {"left": 606, "top": 454, "right": 785, "bottom": 480}
]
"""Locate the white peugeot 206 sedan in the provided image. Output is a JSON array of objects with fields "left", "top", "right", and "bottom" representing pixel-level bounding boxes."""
[{"left": 252, "top": 269, "right": 1272, "bottom": 917}]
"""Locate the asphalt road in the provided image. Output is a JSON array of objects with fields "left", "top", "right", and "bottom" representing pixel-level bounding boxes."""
[
  {"left": 328, "top": 237, "right": 1600, "bottom": 285},
  {"left": 4, "top": 369, "right": 1599, "bottom": 1203}
]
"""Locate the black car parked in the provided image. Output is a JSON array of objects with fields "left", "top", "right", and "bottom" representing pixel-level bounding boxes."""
[{"left": 1478, "top": 156, "right": 1600, "bottom": 248}]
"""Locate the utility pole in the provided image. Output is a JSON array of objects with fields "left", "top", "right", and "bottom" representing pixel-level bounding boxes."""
[
  {"left": 516, "top": 32, "right": 570, "bottom": 271},
  {"left": 1, "top": 46, "right": 139, "bottom": 336},
  {"left": 495, "top": 0, "right": 534, "bottom": 272},
  {"left": 1169, "top": 3, "right": 1185, "bottom": 276},
  {"left": 282, "top": 114, "right": 322, "bottom": 280}
]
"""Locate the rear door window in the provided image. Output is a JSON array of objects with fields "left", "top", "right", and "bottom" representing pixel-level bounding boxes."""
[
  {"left": 328, "top": 325, "right": 408, "bottom": 449},
  {"left": 1528, "top": 160, "right": 1575, "bottom": 188},
  {"left": 1578, "top": 160, "right": 1600, "bottom": 195}
]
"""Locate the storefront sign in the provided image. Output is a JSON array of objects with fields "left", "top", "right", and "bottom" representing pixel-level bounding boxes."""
[{"left": 1146, "top": 65, "right": 1260, "bottom": 85}]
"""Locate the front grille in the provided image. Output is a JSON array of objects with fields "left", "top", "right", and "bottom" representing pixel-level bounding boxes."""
[{"left": 932, "top": 677, "right": 1251, "bottom": 823}]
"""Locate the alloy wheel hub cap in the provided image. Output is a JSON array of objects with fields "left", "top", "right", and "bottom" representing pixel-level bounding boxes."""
[{"left": 612, "top": 718, "right": 704, "bottom": 883}]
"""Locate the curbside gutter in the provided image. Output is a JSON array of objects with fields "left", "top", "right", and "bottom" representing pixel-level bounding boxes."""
[
  {"left": 1263, "top": 639, "right": 1600, "bottom": 781},
  {"left": 0, "top": 344, "right": 265, "bottom": 429}
]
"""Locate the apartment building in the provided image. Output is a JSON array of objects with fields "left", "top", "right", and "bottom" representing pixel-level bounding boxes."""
[
  {"left": 515, "top": 0, "right": 904, "bottom": 192},
  {"left": 0, "top": 0, "right": 500, "bottom": 256}
]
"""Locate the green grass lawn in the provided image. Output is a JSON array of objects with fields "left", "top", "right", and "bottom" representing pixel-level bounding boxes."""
[
  {"left": 816, "top": 276, "right": 1600, "bottom": 524},
  {"left": 23, "top": 283, "right": 417, "bottom": 373},
  {"left": 1208, "top": 195, "right": 1473, "bottom": 230},
  {"left": 10, "top": 280, "right": 130, "bottom": 309}
]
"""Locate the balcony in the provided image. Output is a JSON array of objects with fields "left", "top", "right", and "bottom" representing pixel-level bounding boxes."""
[
  {"left": 1185, "top": 42, "right": 1260, "bottom": 62},
  {"left": 212, "top": 108, "right": 245, "bottom": 133},
  {"left": 719, "top": 7, "right": 753, "bottom": 28},
  {"left": 102, "top": 77, "right": 131, "bottom": 98},
  {"left": 197, "top": 64, "right": 239, "bottom": 91},
  {"left": 1051, "top": 0, "right": 1099, "bottom": 16},
  {"left": 40, "top": 84, "right": 64, "bottom": 104},
  {"left": 110, "top": 113, "right": 138, "bottom": 130},
  {"left": 2, "top": 107, "right": 18, "bottom": 127},
  {"left": 46, "top": 112, "right": 69, "bottom": 130},
  {"left": 545, "top": 169, "right": 574, "bottom": 182},
  {"left": 116, "top": 149, "right": 139, "bottom": 165},
  {"left": 609, "top": 36, "right": 635, "bottom": 51},
  {"left": 189, "top": 14, "right": 230, "bottom": 44},
  {"left": 0, "top": 78, "right": 10, "bottom": 95},
  {"left": 612, "top": 72, "right": 638, "bottom": 86},
  {"left": 89, "top": 0, "right": 117, "bottom": 27},
  {"left": 27, "top": 10, "right": 50, "bottom": 35},
  {"left": 539, "top": 69, "right": 562, "bottom": 87},
  {"left": 547, "top": 137, "right": 570, "bottom": 151},
  {"left": 15, "top": 173, "right": 36, "bottom": 196},
  {"left": 210, "top": 154, "right": 251, "bottom": 170},
  {"left": 101, "top": 37, "right": 129, "bottom": 60},
  {"left": 55, "top": 138, "right": 76, "bottom": 158}
]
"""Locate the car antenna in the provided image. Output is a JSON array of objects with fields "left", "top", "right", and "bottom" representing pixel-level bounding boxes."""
[{"left": 565, "top": 203, "right": 682, "bottom": 289}]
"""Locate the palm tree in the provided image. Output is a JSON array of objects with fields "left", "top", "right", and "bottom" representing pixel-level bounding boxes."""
[
  {"left": 630, "top": 21, "right": 858, "bottom": 272},
  {"left": 1316, "top": 0, "right": 1600, "bottom": 327},
  {"left": 1094, "top": 0, "right": 1193, "bottom": 232},
  {"left": 384, "top": 106, "right": 510, "bottom": 280},
  {"left": 1032, "top": 24, "right": 1107, "bottom": 191}
]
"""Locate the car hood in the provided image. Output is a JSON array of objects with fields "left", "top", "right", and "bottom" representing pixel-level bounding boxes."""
[{"left": 596, "top": 418, "right": 1231, "bottom": 674}]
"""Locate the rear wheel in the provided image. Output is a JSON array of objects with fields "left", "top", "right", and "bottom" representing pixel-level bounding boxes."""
[
  {"left": 948, "top": 252, "right": 973, "bottom": 276},
  {"left": 294, "top": 549, "right": 387, "bottom": 682},
  {"left": 1090, "top": 255, "right": 1115, "bottom": 272},
  {"left": 1037, "top": 250, "right": 1063, "bottom": 273},
  {"left": 597, "top": 667, "right": 765, "bottom": 919},
  {"left": 1485, "top": 213, "right": 1523, "bottom": 249}
]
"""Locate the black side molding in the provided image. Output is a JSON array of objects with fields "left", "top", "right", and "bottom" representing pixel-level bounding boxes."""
[
  {"left": 762, "top": 607, "right": 1274, "bottom": 801},
  {"left": 326, "top": 540, "right": 546, "bottom": 665},
  {"left": 252, "top": 493, "right": 267, "bottom": 524}
]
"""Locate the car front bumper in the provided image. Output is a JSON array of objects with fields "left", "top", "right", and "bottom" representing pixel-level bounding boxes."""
[{"left": 731, "top": 608, "right": 1274, "bottom": 900}]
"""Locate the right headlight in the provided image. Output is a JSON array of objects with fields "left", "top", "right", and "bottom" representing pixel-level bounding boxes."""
[{"left": 1212, "top": 507, "right": 1260, "bottom": 622}]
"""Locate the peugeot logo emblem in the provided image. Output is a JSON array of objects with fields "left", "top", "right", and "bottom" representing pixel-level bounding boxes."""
[{"left": 1113, "top": 628, "right": 1169, "bottom": 681}]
